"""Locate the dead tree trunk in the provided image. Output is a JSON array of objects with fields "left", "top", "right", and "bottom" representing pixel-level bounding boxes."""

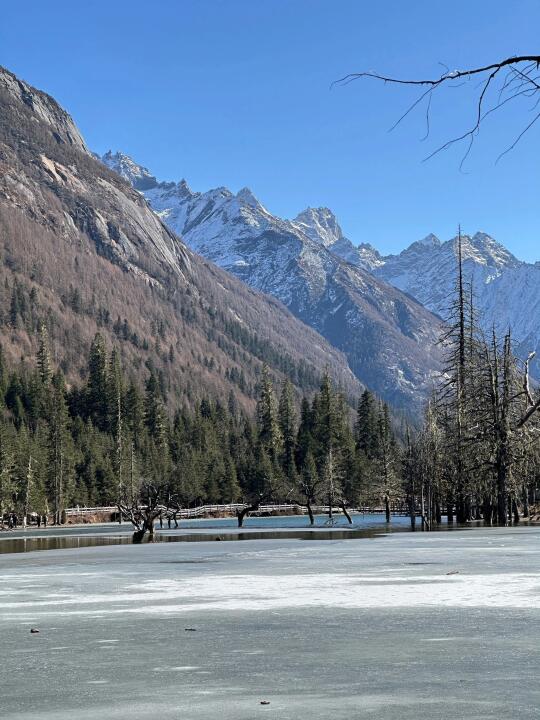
[
  {"left": 522, "top": 486, "right": 529, "bottom": 518},
  {"left": 306, "top": 500, "right": 315, "bottom": 526},
  {"left": 495, "top": 334, "right": 512, "bottom": 526},
  {"left": 119, "top": 483, "right": 164, "bottom": 543},
  {"left": 340, "top": 501, "right": 353, "bottom": 524},
  {"left": 408, "top": 497, "right": 416, "bottom": 531},
  {"left": 237, "top": 501, "right": 259, "bottom": 528},
  {"left": 496, "top": 455, "right": 509, "bottom": 526},
  {"left": 133, "top": 528, "right": 146, "bottom": 543},
  {"left": 455, "top": 228, "right": 468, "bottom": 525},
  {"left": 512, "top": 498, "right": 520, "bottom": 524}
]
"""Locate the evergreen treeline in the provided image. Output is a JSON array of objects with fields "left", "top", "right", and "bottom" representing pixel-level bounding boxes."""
[{"left": 0, "top": 326, "right": 399, "bottom": 529}]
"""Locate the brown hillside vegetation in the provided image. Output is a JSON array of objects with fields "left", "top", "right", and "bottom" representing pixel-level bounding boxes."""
[{"left": 0, "top": 66, "right": 361, "bottom": 411}]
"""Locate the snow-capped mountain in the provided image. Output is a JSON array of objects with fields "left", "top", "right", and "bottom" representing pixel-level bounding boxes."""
[
  {"left": 102, "top": 152, "right": 442, "bottom": 411},
  {"left": 296, "top": 216, "right": 540, "bottom": 374},
  {"left": 297, "top": 211, "right": 540, "bottom": 371},
  {"left": 371, "top": 233, "right": 540, "bottom": 369},
  {"left": 375, "top": 232, "right": 521, "bottom": 319},
  {"left": 101, "top": 150, "right": 159, "bottom": 191},
  {"left": 293, "top": 207, "right": 384, "bottom": 271}
]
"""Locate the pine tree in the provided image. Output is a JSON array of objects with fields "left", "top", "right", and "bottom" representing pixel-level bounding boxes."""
[
  {"left": 278, "top": 379, "right": 297, "bottom": 483},
  {"left": 256, "top": 365, "right": 282, "bottom": 462},
  {"left": 375, "top": 402, "right": 399, "bottom": 523},
  {"left": 144, "top": 372, "right": 167, "bottom": 448},
  {"left": 355, "top": 390, "right": 378, "bottom": 458},
  {"left": 142, "top": 372, "right": 171, "bottom": 495},
  {"left": 87, "top": 333, "right": 109, "bottom": 430},
  {"left": 312, "top": 371, "right": 351, "bottom": 463},
  {"left": 108, "top": 348, "right": 125, "bottom": 510},
  {"left": 295, "top": 397, "right": 314, "bottom": 470},
  {"left": 47, "top": 372, "right": 71, "bottom": 524},
  {"left": 221, "top": 456, "right": 241, "bottom": 503},
  {"left": 314, "top": 370, "right": 335, "bottom": 461},
  {"left": 36, "top": 323, "right": 52, "bottom": 386},
  {"left": 0, "top": 425, "right": 15, "bottom": 522},
  {"left": 9, "top": 285, "right": 19, "bottom": 328},
  {"left": 125, "top": 381, "right": 144, "bottom": 449},
  {"left": 0, "top": 345, "right": 8, "bottom": 401}
]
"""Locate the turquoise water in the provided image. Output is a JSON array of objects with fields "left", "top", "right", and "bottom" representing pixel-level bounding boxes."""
[{"left": 0, "top": 514, "right": 417, "bottom": 554}]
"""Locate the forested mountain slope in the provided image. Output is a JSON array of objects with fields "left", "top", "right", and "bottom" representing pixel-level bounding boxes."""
[{"left": 0, "top": 66, "right": 362, "bottom": 412}]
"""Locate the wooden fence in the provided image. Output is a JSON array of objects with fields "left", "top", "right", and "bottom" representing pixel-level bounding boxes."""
[{"left": 64, "top": 503, "right": 408, "bottom": 518}]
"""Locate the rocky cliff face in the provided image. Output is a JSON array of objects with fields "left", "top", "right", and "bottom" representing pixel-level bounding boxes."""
[
  {"left": 293, "top": 207, "right": 384, "bottom": 270},
  {"left": 103, "top": 153, "right": 443, "bottom": 411},
  {"left": 0, "top": 66, "right": 362, "bottom": 410},
  {"left": 0, "top": 67, "right": 88, "bottom": 153}
]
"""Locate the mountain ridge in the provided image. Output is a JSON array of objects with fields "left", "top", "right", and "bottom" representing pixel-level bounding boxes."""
[
  {"left": 102, "top": 152, "right": 443, "bottom": 411},
  {"left": 293, "top": 207, "right": 540, "bottom": 367}
]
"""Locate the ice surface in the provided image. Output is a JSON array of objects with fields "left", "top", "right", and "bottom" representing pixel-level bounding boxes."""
[{"left": 2, "top": 526, "right": 540, "bottom": 719}]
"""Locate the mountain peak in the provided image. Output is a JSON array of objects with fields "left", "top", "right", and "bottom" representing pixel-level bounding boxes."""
[
  {"left": 459, "top": 231, "right": 519, "bottom": 268},
  {"left": 102, "top": 151, "right": 158, "bottom": 191},
  {"left": 177, "top": 178, "right": 194, "bottom": 198},
  {"left": 356, "top": 243, "right": 384, "bottom": 269},
  {"left": 418, "top": 233, "right": 441, "bottom": 247},
  {"left": 402, "top": 234, "right": 441, "bottom": 255},
  {"left": 294, "top": 206, "right": 343, "bottom": 247},
  {"left": 297, "top": 206, "right": 337, "bottom": 221},
  {"left": 0, "top": 65, "right": 88, "bottom": 153},
  {"left": 236, "top": 187, "right": 260, "bottom": 207}
]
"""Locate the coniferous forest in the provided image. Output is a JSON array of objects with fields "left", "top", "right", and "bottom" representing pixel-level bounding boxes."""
[
  {"left": 0, "top": 319, "right": 397, "bottom": 532},
  {"left": 2, "top": 235, "right": 540, "bottom": 536}
]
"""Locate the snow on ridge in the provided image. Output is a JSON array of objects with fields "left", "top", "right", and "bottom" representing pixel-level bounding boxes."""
[
  {"left": 373, "top": 229, "right": 540, "bottom": 364},
  {"left": 102, "top": 150, "right": 158, "bottom": 191},
  {"left": 293, "top": 207, "right": 343, "bottom": 248}
]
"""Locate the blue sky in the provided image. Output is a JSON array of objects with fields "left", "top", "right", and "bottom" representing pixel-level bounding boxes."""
[{"left": 2, "top": 0, "right": 539, "bottom": 260}]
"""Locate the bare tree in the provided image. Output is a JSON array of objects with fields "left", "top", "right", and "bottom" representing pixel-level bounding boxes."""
[
  {"left": 320, "top": 448, "right": 353, "bottom": 524},
  {"left": 118, "top": 482, "right": 168, "bottom": 543},
  {"left": 298, "top": 452, "right": 323, "bottom": 525},
  {"left": 336, "top": 55, "right": 540, "bottom": 165},
  {"left": 436, "top": 230, "right": 479, "bottom": 523}
]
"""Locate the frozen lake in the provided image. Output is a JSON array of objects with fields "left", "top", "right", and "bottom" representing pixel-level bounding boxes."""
[{"left": 2, "top": 525, "right": 540, "bottom": 718}]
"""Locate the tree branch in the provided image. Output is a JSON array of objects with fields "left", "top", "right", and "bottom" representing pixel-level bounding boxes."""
[{"left": 334, "top": 55, "right": 540, "bottom": 164}]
